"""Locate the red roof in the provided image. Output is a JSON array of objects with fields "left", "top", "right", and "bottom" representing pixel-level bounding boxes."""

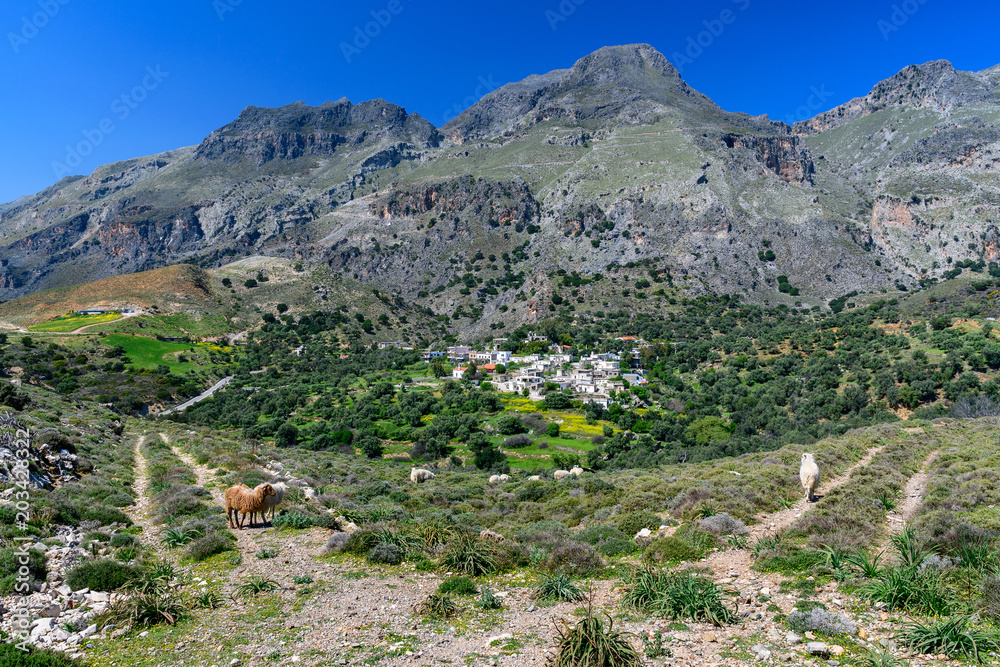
[{"left": 481, "top": 364, "right": 497, "bottom": 371}]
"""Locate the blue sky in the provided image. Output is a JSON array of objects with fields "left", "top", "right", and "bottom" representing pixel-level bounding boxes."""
[{"left": 1, "top": 0, "right": 998, "bottom": 203}]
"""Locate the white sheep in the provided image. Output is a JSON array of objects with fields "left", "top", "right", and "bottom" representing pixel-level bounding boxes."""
[
  {"left": 569, "top": 466, "right": 583, "bottom": 477},
  {"left": 489, "top": 474, "right": 501, "bottom": 484},
  {"left": 527, "top": 475, "right": 541, "bottom": 481},
  {"left": 247, "top": 481, "right": 288, "bottom": 526},
  {"left": 799, "top": 453, "right": 821, "bottom": 502},
  {"left": 499, "top": 474, "right": 510, "bottom": 483},
  {"left": 410, "top": 467, "right": 436, "bottom": 483},
  {"left": 553, "top": 469, "right": 571, "bottom": 481}
]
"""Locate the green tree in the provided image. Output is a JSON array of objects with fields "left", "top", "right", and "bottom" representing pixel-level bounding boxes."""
[
  {"left": 685, "top": 416, "right": 732, "bottom": 447},
  {"left": 276, "top": 303, "right": 289, "bottom": 314},
  {"left": 468, "top": 433, "right": 508, "bottom": 473},
  {"left": 431, "top": 358, "right": 446, "bottom": 378},
  {"left": 357, "top": 433, "right": 384, "bottom": 459},
  {"left": 274, "top": 422, "right": 299, "bottom": 448},
  {"left": 546, "top": 422, "right": 560, "bottom": 438},
  {"left": 244, "top": 279, "right": 258, "bottom": 288}
]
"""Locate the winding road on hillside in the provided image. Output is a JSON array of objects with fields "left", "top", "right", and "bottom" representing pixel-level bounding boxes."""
[{"left": 160, "top": 376, "right": 234, "bottom": 415}]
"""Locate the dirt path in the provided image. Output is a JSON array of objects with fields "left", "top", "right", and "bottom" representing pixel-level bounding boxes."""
[
  {"left": 748, "top": 443, "right": 889, "bottom": 540},
  {"left": 702, "top": 443, "right": 889, "bottom": 579},
  {"left": 126, "top": 433, "right": 160, "bottom": 551},
  {"left": 160, "top": 432, "right": 262, "bottom": 553},
  {"left": 874, "top": 449, "right": 939, "bottom": 554}
]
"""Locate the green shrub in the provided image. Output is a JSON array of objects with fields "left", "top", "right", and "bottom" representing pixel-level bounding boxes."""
[
  {"left": 438, "top": 576, "right": 478, "bottom": 596},
  {"left": 860, "top": 566, "right": 954, "bottom": 615},
  {"left": 110, "top": 533, "right": 138, "bottom": 548},
  {"left": 478, "top": 587, "right": 504, "bottom": 610},
  {"left": 439, "top": 534, "right": 502, "bottom": 576},
  {"left": 66, "top": 559, "right": 139, "bottom": 592},
  {"left": 515, "top": 482, "right": 550, "bottom": 502},
  {"left": 534, "top": 572, "right": 583, "bottom": 602},
  {"left": 185, "top": 533, "right": 236, "bottom": 562},
  {"left": 0, "top": 547, "right": 46, "bottom": 594},
  {"left": 272, "top": 513, "right": 314, "bottom": 529},
  {"left": 597, "top": 538, "right": 637, "bottom": 557},
  {"left": 622, "top": 569, "right": 735, "bottom": 627},
  {"left": 617, "top": 511, "right": 662, "bottom": 537},
  {"left": 898, "top": 616, "right": 1000, "bottom": 662},
  {"left": 576, "top": 525, "right": 629, "bottom": 545},
  {"left": 105, "top": 493, "right": 135, "bottom": 507},
  {"left": 0, "top": 642, "right": 84, "bottom": 666},
  {"left": 643, "top": 537, "right": 701, "bottom": 565},
  {"left": 81, "top": 505, "right": 132, "bottom": 526}
]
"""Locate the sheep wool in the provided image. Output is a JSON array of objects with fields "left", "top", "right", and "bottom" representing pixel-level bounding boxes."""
[
  {"left": 527, "top": 475, "right": 541, "bottom": 481},
  {"left": 479, "top": 529, "right": 505, "bottom": 542},
  {"left": 569, "top": 466, "right": 584, "bottom": 477},
  {"left": 248, "top": 481, "right": 288, "bottom": 526},
  {"left": 410, "top": 468, "right": 435, "bottom": 483},
  {"left": 498, "top": 474, "right": 510, "bottom": 483},
  {"left": 553, "top": 469, "right": 571, "bottom": 481},
  {"left": 799, "top": 453, "right": 821, "bottom": 502},
  {"left": 488, "top": 475, "right": 501, "bottom": 484},
  {"left": 225, "top": 483, "right": 276, "bottom": 530}
]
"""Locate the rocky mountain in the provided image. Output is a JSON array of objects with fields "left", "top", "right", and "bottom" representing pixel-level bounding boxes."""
[{"left": 2, "top": 45, "right": 999, "bottom": 337}]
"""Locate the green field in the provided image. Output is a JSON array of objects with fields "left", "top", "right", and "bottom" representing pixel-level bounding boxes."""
[
  {"left": 100, "top": 333, "right": 228, "bottom": 372},
  {"left": 28, "top": 311, "right": 122, "bottom": 332}
]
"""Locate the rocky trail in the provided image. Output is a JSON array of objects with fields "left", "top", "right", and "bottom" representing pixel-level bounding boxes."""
[
  {"left": 875, "top": 449, "right": 940, "bottom": 556},
  {"left": 126, "top": 432, "right": 160, "bottom": 552}
]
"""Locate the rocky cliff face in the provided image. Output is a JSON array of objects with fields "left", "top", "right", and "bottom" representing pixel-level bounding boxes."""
[{"left": 1, "top": 45, "right": 999, "bottom": 335}]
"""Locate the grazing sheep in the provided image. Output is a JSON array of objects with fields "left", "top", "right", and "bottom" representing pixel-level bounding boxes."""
[
  {"left": 527, "top": 475, "right": 541, "bottom": 481},
  {"left": 479, "top": 529, "right": 505, "bottom": 543},
  {"left": 246, "top": 481, "right": 289, "bottom": 526},
  {"left": 799, "top": 453, "right": 821, "bottom": 502},
  {"left": 410, "top": 468, "right": 435, "bottom": 483},
  {"left": 225, "top": 483, "right": 276, "bottom": 530},
  {"left": 499, "top": 474, "right": 510, "bottom": 483},
  {"left": 488, "top": 475, "right": 501, "bottom": 484},
  {"left": 553, "top": 469, "right": 571, "bottom": 481},
  {"left": 569, "top": 466, "right": 584, "bottom": 477}
]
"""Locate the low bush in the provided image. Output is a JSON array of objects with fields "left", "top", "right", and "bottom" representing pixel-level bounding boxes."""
[
  {"left": 66, "top": 559, "right": 139, "bottom": 592},
  {"left": 617, "top": 511, "right": 662, "bottom": 537},
  {"left": 185, "top": 532, "right": 236, "bottom": 562},
  {"left": 105, "top": 493, "right": 135, "bottom": 507},
  {"left": 597, "top": 537, "right": 637, "bottom": 557},
  {"left": 698, "top": 513, "right": 748, "bottom": 536},
  {"left": 860, "top": 566, "right": 954, "bottom": 615},
  {"left": 503, "top": 434, "right": 532, "bottom": 449},
  {"left": 367, "top": 543, "right": 404, "bottom": 565},
  {"left": 0, "top": 641, "right": 84, "bottom": 666},
  {"left": 643, "top": 537, "right": 701, "bottom": 565},
  {"left": 0, "top": 546, "right": 45, "bottom": 593},
  {"left": 321, "top": 533, "right": 351, "bottom": 555},
  {"left": 110, "top": 533, "right": 138, "bottom": 548},
  {"left": 438, "top": 576, "right": 478, "bottom": 596},
  {"left": 576, "top": 525, "right": 629, "bottom": 545},
  {"left": 272, "top": 513, "right": 313, "bottom": 529},
  {"left": 786, "top": 608, "right": 857, "bottom": 635},
  {"left": 546, "top": 541, "right": 604, "bottom": 575}
]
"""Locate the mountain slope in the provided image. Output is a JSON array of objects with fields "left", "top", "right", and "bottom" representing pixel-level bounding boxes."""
[{"left": 2, "top": 46, "right": 999, "bottom": 337}]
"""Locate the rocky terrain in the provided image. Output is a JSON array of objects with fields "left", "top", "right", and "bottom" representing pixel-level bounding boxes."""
[{"left": 1, "top": 45, "right": 999, "bottom": 337}]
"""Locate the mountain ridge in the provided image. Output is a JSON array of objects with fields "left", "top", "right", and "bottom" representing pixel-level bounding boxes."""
[{"left": 2, "top": 44, "right": 999, "bottom": 338}]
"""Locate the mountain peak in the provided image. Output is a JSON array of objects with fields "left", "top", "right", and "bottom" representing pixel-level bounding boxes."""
[
  {"left": 796, "top": 59, "right": 997, "bottom": 133},
  {"left": 569, "top": 43, "right": 681, "bottom": 84}
]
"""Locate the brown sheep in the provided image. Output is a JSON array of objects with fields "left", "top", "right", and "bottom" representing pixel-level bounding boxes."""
[{"left": 225, "top": 483, "right": 276, "bottom": 529}]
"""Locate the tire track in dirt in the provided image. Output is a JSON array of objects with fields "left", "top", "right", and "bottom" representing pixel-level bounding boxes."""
[
  {"left": 874, "top": 449, "right": 939, "bottom": 555},
  {"left": 126, "top": 432, "right": 161, "bottom": 551},
  {"left": 703, "top": 442, "right": 890, "bottom": 576}
]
